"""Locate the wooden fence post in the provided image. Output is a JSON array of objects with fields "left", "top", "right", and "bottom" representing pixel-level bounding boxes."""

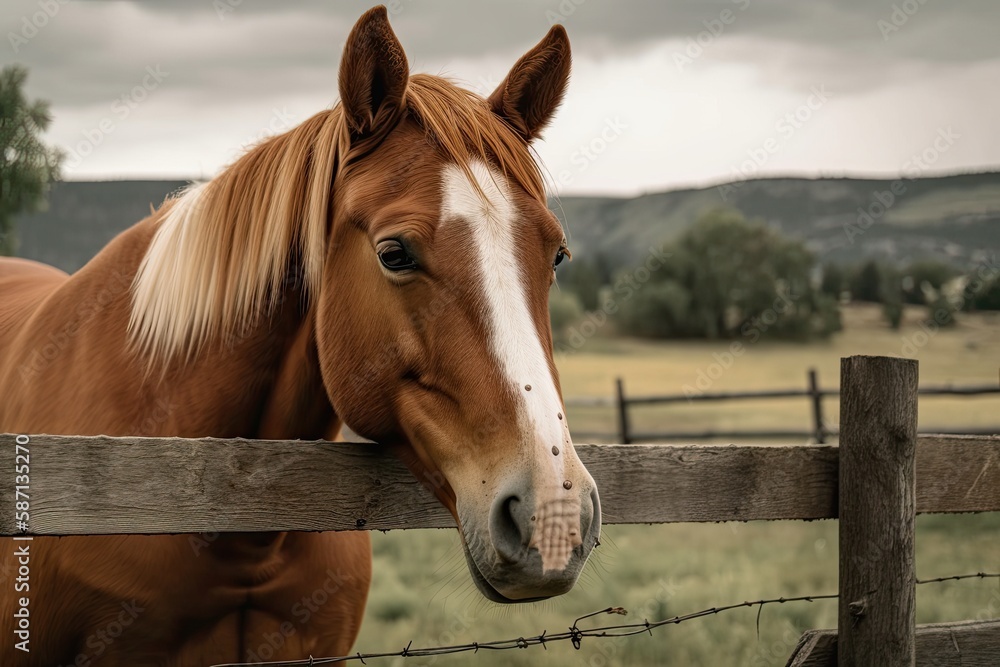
[
  {"left": 616, "top": 378, "right": 631, "bottom": 444},
  {"left": 808, "top": 368, "right": 825, "bottom": 444},
  {"left": 838, "top": 355, "right": 918, "bottom": 667}
]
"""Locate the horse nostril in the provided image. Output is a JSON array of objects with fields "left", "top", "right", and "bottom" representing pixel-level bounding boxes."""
[
  {"left": 490, "top": 495, "right": 529, "bottom": 563},
  {"left": 584, "top": 486, "right": 602, "bottom": 547}
]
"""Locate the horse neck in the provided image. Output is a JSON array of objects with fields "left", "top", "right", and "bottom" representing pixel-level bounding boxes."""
[
  {"left": 204, "top": 301, "right": 341, "bottom": 559},
  {"left": 163, "top": 290, "right": 338, "bottom": 441},
  {"left": 138, "top": 224, "right": 340, "bottom": 560},
  {"left": 53, "top": 216, "right": 337, "bottom": 442},
  {"left": 252, "top": 302, "right": 340, "bottom": 440}
]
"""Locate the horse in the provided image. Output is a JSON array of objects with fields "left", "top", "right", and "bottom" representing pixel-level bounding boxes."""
[{"left": 0, "top": 6, "right": 600, "bottom": 665}]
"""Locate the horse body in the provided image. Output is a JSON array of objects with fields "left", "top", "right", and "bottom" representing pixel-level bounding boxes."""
[
  {"left": 0, "top": 216, "right": 371, "bottom": 665},
  {"left": 0, "top": 6, "right": 600, "bottom": 665}
]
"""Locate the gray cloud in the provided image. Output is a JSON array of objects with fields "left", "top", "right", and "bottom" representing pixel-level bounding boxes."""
[
  {"left": 7, "top": 1, "right": 998, "bottom": 108},
  {"left": 118, "top": 0, "right": 1000, "bottom": 60},
  {"left": 3, "top": 0, "right": 998, "bottom": 192}
]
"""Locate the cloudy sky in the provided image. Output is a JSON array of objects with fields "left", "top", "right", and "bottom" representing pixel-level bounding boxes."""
[{"left": 3, "top": 0, "right": 999, "bottom": 195}]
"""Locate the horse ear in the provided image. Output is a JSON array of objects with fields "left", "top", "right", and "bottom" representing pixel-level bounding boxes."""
[
  {"left": 338, "top": 5, "right": 409, "bottom": 136},
  {"left": 489, "top": 25, "right": 571, "bottom": 142}
]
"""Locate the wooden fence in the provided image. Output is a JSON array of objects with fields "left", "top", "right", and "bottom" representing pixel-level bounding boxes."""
[
  {"left": 566, "top": 368, "right": 1000, "bottom": 444},
  {"left": 3, "top": 356, "right": 999, "bottom": 664}
]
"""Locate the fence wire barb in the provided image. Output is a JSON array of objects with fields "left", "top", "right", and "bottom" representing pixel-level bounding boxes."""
[
  {"left": 916, "top": 571, "right": 1000, "bottom": 585},
  {"left": 209, "top": 571, "right": 999, "bottom": 667}
]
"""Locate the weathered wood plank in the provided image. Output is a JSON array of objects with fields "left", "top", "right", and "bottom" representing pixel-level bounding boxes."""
[
  {"left": 916, "top": 434, "right": 1000, "bottom": 513},
  {"left": 838, "top": 355, "right": 918, "bottom": 666},
  {"left": 787, "top": 619, "right": 1000, "bottom": 666},
  {"left": 0, "top": 433, "right": 997, "bottom": 535},
  {"left": 0, "top": 436, "right": 839, "bottom": 535}
]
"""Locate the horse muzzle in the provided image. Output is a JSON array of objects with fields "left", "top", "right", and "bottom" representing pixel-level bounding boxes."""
[{"left": 460, "top": 482, "right": 601, "bottom": 602}]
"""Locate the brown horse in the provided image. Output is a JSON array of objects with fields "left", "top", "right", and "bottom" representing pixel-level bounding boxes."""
[{"left": 0, "top": 6, "right": 600, "bottom": 666}]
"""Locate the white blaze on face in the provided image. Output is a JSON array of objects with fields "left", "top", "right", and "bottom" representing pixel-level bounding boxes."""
[{"left": 441, "top": 159, "right": 579, "bottom": 572}]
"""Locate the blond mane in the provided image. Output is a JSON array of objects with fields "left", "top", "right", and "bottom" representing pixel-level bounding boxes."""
[{"left": 129, "top": 74, "right": 546, "bottom": 361}]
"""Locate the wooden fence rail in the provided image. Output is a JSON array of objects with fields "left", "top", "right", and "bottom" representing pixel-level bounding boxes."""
[
  {"left": 787, "top": 619, "right": 1000, "bottom": 666},
  {"left": 2, "top": 433, "right": 998, "bottom": 535},
  {"left": 2, "top": 356, "right": 999, "bottom": 665},
  {"left": 564, "top": 369, "right": 1000, "bottom": 443}
]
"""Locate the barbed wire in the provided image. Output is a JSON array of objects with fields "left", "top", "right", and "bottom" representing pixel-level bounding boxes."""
[
  {"left": 209, "top": 571, "right": 999, "bottom": 667},
  {"left": 210, "top": 594, "right": 834, "bottom": 667},
  {"left": 916, "top": 571, "right": 1000, "bottom": 585},
  {"left": 215, "top": 573, "right": 999, "bottom": 667}
]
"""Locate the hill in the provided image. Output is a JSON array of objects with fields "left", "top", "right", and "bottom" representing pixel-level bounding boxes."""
[
  {"left": 12, "top": 172, "right": 1000, "bottom": 274},
  {"left": 552, "top": 172, "right": 1000, "bottom": 268},
  {"left": 15, "top": 180, "right": 189, "bottom": 273}
]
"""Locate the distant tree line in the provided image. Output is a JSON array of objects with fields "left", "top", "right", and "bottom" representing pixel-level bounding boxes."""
[
  {"left": 551, "top": 208, "right": 1000, "bottom": 344},
  {"left": 551, "top": 209, "right": 841, "bottom": 345},
  {"left": 819, "top": 256, "right": 1000, "bottom": 330}
]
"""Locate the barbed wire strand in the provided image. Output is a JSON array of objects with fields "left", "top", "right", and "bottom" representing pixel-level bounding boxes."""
[
  {"left": 916, "top": 571, "right": 999, "bottom": 585},
  {"left": 209, "top": 571, "right": 999, "bottom": 667}
]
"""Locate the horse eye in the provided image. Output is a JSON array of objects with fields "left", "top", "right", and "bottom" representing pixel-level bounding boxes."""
[
  {"left": 553, "top": 248, "right": 567, "bottom": 270},
  {"left": 377, "top": 240, "right": 417, "bottom": 271}
]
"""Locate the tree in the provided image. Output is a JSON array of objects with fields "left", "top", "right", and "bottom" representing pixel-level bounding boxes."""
[
  {"left": 616, "top": 279, "right": 693, "bottom": 338},
  {"left": 820, "top": 262, "right": 845, "bottom": 298},
  {"left": 556, "top": 252, "right": 614, "bottom": 311},
  {"left": 558, "top": 257, "right": 601, "bottom": 311},
  {"left": 926, "top": 294, "right": 957, "bottom": 327},
  {"left": 616, "top": 209, "right": 840, "bottom": 341},
  {"left": 879, "top": 263, "right": 904, "bottom": 330},
  {"left": 0, "top": 65, "right": 62, "bottom": 255},
  {"left": 901, "top": 259, "right": 959, "bottom": 305},
  {"left": 850, "top": 260, "right": 882, "bottom": 303},
  {"left": 968, "top": 275, "right": 1000, "bottom": 311},
  {"left": 548, "top": 289, "right": 583, "bottom": 344}
]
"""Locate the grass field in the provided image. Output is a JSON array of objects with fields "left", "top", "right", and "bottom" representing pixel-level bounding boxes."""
[
  {"left": 559, "top": 303, "right": 1000, "bottom": 441},
  {"left": 354, "top": 305, "right": 1000, "bottom": 666}
]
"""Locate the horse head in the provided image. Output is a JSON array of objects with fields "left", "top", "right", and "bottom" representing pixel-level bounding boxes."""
[{"left": 317, "top": 7, "right": 601, "bottom": 602}]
